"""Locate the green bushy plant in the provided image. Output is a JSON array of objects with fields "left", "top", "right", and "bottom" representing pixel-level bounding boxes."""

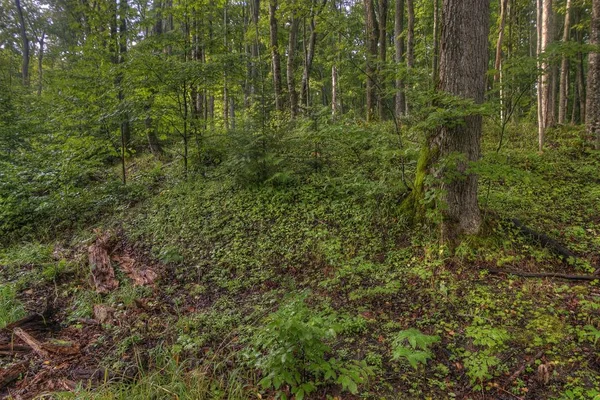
[
  {"left": 391, "top": 328, "right": 441, "bottom": 369},
  {"left": 248, "top": 294, "right": 371, "bottom": 399}
]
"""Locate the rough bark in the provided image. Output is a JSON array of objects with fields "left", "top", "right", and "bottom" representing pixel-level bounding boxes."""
[
  {"left": 558, "top": 0, "right": 572, "bottom": 124},
  {"left": 405, "top": 0, "right": 415, "bottom": 115},
  {"left": 15, "top": 0, "right": 30, "bottom": 86},
  {"left": 395, "top": 0, "right": 405, "bottom": 117},
  {"left": 430, "top": 0, "right": 491, "bottom": 237},
  {"left": 364, "top": 0, "right": 378, "bottom": 121},
  {"left": 587, "top": 0, "right": 600, "bottom": 149},
  {"left": 269, "top": 0, "right": 283, "bottom": 112}
]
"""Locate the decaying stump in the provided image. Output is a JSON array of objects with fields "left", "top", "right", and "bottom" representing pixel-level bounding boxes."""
[{"left": 88, "top": 232, "right": 119, "bottom": 293}]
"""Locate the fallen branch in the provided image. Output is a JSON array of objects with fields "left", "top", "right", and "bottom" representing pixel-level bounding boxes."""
[
  {"left": 13, "top": 328, "right": 48, "bottom": 358},
  {"left": 506, "top": 350, "right": 545, "bottom": 384},
  {"left": 485, "top": 268, "right": 599, "bottom": 281},
  {"left": 509, "top": 218, "right": 575, "bottom": 261}
]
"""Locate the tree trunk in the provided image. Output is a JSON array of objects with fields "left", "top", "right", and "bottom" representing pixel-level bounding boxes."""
[
  {"left": 537, "top": 0, "right": 553, "bottom": 152},
  {"left": 494, "top": 0, "right": 509, "bottom": 122},
  {"left": 432, "top": 0, "right": 440, "bottom": 87},
  {"left": 287, "top": 13, "right": 300, "bottom": 118},
  {"left": 269, "top": 0, "right": 283, "bottom": 112},
  {"left": 37, "top": 32, "right": 45, "bottom": 96},
  {"left": 15, "top": 0, "right": 29, "bottom": 86},
  {"left": 301, "top": 1, "right": 322, "bottom": 112},
  {"left": 364, "top": 0, "right": 378, "bottom": 121},
  {"left": 118, "top": 0, "right": 131, "bottom": 149},
  {"left": 587, "top": 0, "right": 600, "bottom": 149},
  {"left": 332, "top": 65, "right": 341, "bottom": 117},
  {"left": 377, "top": 0, "right": 388, "bottom": 120},
  {"left": 405, "top": 0, "right": 415, "bottom": 115},
  {"left": 223, "top": 2, "right": 229, "bottom": 130},
  {"left": 430, "top": 0, "right": 491, "bottom": 237},
  {"left": 558, "top": 0, "right": 572, "bottom": 124},
  {"left": 395, "top": 0, "right": 405, "bottom": 118}
]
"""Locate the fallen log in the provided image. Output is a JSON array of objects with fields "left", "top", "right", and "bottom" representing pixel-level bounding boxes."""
[
  {"left": 486, "top": 268, "right": 599, "bottom": 281},
  {"left": 13, "top": 328, "right": 48, "bottom": 358}
]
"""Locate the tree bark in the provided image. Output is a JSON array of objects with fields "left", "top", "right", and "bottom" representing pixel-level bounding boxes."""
[
  {"left": 269, "top": 0, "right": 283, "bottom": 112},
  {"left": 537, "top": 0, "right": 553, "bottom": 152},
  {"left": 494, "top": 0, "right": 509, "bottom": 122},
  {"left": 587, "top": 0, "right": 600, "bottom": 149},
  {"left": 558, "top": 0, "right": 572, "bottom": 124},
  {"left": 118, "top": 0, "right": 131, "bottom": 149},
  {"left": 432, "top": 0, "right": 440, "bottom": 87},
  {"left": 395, "top": 0, "right": 405, "bottom": 118},
  {"left": 15, "top": 0, "right": 30, "bottom": 86},
  {"left": 364, "top": 0, "right": 378, "bottom": 121},
  {"left": 377, "top": 0, "right": 388, "bottom": 120},
  {"left": 37, "top": 32, "right": 45, "bottom": 96},
  {"left": 287, "top": 12, "right": 300, "bottom": 118},
  {"left": 430, "top": 0, "right": 491, "bottom": 237},
  {"left": 332, "top": 65, "right": 341, "bottom": 116},
  {"left": 405, "top": 0, "right": 415, "bottom": 115}
]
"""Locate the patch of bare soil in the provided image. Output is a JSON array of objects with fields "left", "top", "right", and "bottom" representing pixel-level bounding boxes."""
[{"left": 0, "top": 231, "right": 165, "bottom": 399}]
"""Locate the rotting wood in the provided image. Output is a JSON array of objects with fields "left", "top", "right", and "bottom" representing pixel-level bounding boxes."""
[
  {"left": 88, "top": 231, "right": 119, "bottom": 293},
  {"left": 486, "top": 268, "right": 599, "bottom": 281},
  {"left": 13, "top": 328, "right": 49, "bottom": 358},
  {"left": 0, "top": 362, "right": 27, "bottom": 390}
]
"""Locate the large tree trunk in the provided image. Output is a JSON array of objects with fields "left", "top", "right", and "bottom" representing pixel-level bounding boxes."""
[
  {"left": 269, "top": 0, "right": 283, "bottom": 112},
  {"left": 395, "top": 0, "right": 405, "bottom": 118},
  {"left": 429, "top": 0, "right": 490, "bottom": 237},
  {"left": 15, "top": 0, "right": 29, "bottom": 86},
  {"left": 364, "top": 0, "right": 378, "bottom": 121},
  {"left": 287, "top": 13, "right": 300, "bottom": 118},
  {"left": 405, "top": 0, "right": 415, "bottom": 115},
  {"left": 558, "top": 0, "right": 572, "bottom": 124},
  {"left": 587, "top": 0, "right": 600, "bottom": 149}
]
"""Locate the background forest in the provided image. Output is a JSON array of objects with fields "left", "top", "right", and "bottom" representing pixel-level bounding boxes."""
[{"left": 0, "top": 0, "right": 600, "bottom": 399}]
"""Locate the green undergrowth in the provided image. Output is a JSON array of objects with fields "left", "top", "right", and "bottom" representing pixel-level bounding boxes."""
[{"left": 1, "top": 122, "right": 599, "bottom": 399}]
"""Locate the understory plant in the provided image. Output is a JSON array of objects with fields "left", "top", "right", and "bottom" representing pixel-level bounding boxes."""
[{"left": 248, "top": 294, "right": 371, "bottom": 399}]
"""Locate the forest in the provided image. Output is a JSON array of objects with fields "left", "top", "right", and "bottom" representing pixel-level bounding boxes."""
[{"left": 0, "top": 0, "right": 600, "bottom": 398}]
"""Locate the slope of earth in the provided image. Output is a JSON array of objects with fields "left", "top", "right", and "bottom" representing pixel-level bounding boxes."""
[{"left": 0, "top": 125, "right": 599, "bottom": 400}]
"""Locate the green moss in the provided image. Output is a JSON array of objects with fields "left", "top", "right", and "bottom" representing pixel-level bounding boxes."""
[{"left": 399, "top": 145, "right": 434, "bottom": 222}]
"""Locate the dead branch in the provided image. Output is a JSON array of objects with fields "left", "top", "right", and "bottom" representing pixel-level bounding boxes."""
[
  {"left": 486, "top": 268, "right": 599, "bottom": 281},
  {"left": 13, "top": 328, "right": 48, "bottom": 358}
]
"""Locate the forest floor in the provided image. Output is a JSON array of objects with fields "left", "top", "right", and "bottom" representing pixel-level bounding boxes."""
[{"left": 1, "top": 125, "right": 600, "bottom": 400}]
